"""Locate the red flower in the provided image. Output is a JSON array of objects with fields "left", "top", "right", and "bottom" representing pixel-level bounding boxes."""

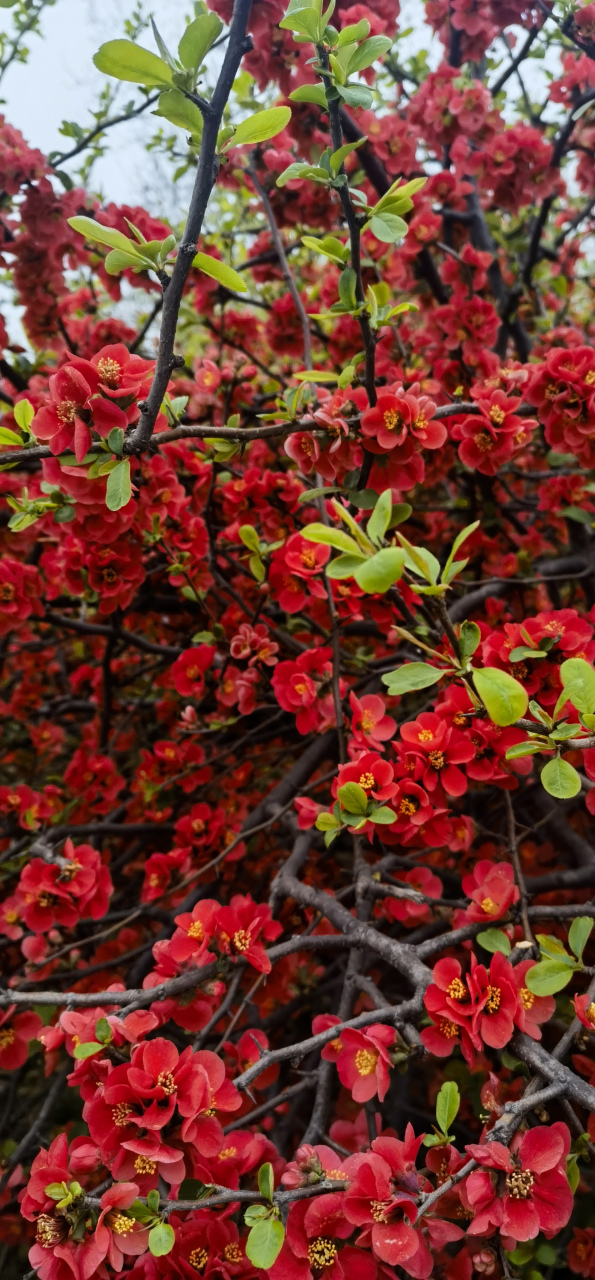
[
  {"left": 94, "top": 1181, "right": 150, "bottom": 1271},
  {"left": 343, "top": 1151, "right": 423, "bottom": 1270},
  {"left": 349, "top": 691, "right": 396, "bottom": 751},
  {"left": 573, "top": 993, "right": 595, "bottom": 1033},
  {"left": 0, "top": 1005, "right": 42, "bottom": 1070},
  {"left": 421, "top": 956, "right": 477, "bottom": 1066},
  {"left": 171, "top": 645, "right": 216, "bottom": 697},
  {"left": 399, "top": 712, "right": 474, "bottom": 796},
  {"left": 0, "top": 557, "right": 42, "bottom": 635},
  {"left": 270, "top": 1193, "right": 375, "bottom": 1280},
  {"left": 461, "top": 860, "right": 519, "bottom": 922},
  {"left": 468, "top": 951, "right": 519, "bottom": 1050},
  {"left": 465, "top": 1123, "right": 573, "bottom": 1242},
  {"left": 360, "top": 383, "right": 442, "bottom": 453},
  {"left": 513, "top": 960, "right": 555, "bottom": 1040},
  {"left": 336, "top": 1024, "right": 395, "bottom": 1103},
  {"left": 215, "top": 893, "right": 282, "bottom": 973},
  {"left": 334, "top": 751, "right": 398, "bottom": 804},
  {"left": 568, "top": 1228, "right": 595, "bottom": 1277}
]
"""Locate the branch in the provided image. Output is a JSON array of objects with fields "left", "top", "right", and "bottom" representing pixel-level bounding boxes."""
[{"left": 123, "top": 0, "right": 254, "bottom": 456}]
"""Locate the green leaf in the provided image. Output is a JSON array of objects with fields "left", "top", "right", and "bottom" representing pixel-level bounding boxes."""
[
  {"left": 297, "top": 486, "right": 340, "bottom": 505},
  {"left": 559, "top": 657, "right": 595, "bottom": 715},
  {"left": 505, "top": 740, "right": 545, "bottom": 759},
  {"left": 245, "top": 1218, "right": 285, "bottom": 1270},
  {"left": 107, "top": 428, "right": 124, "bottom": 456},
  {"left": 337, "top": 19, "right": 370, "bottom": 45},
  {"left": 540, "top": 756, "right": 581, "bottom": 799},
  {"left": 325, "top": 553, "right": 367, "bottom": 579},
  {"left": 104, "top": 249, "right": 150, "bottom": 275},
  {"left": 192, "top": 252, "right": 248, "bottom": 293},
  {"left": 525, "top": 960, "right": 576, "bottom": 996},
  {"left": 105, "top": 459, "right": 132, "bottom": 512},
  {"left": 258, "top": 1162, "right": 274, "bottom": 1201},
  {"left": 301, "top": 234, "right": 348, "bottom": 263},
  {"left": 154, "top": 89, "right": 203, "bottom": 140},
  {"left": 93, "top": 40, "right": 173, "bottom": 86},
  {"left": 458, "top": 620, "right": 481, "bottom": 663},
  {"left": 289, "top": 84, "right": 328, "bottom": 107},
  {"left": 244, "top": 1204, "right": 270, "bottom": 1225},
  {"left": 73, "top": 1041, "right": 103, "bottom": 1059},
  {"left": 148, "top": 1222, "right": 175, "bottom": 1257},
  {"left": 569, "top": 916, "right": 594, "bottom": 961},
  {"left": 366, "top": 489, "right": 392, "bottom": 546},
  {"left": 68, "top": 215, "right": 139, "bottom": 254},
  {"left": 178, "top": 12, "right": 223, "bottom": 69},
  {"left": 382, "top": 662, "right": 445, "bottom": 695},
  {"left": 388, "top": 502, "right": 412, "bottom": 528},
  {"left": 94, "top": 1017, "right": 112, "bottom": 1044},
  {"left": 477, "top": 928, "right": 511, "bottom": 956},
  {"left": 335, "top": 83, "right": 373, "bottom": 109},
  {"left": 368, "top": 806, "right": 397, "bottom": 824},
  {"left": 396, "top": 534, "right": 440, "bottom": 585},
  {"left": 338, "top": 782, "right": 369, "bottom": 814},
  {"left": 472, "top": 667, "right": 528, "bottom": 727},
  {"left": 329, "top": 138, "right": 366, "bottom": 175},
  {"left": 509, "top": 646, "right": 547, "bottom": 662},
  {"left": 231, "top": 106, "right": 292, "bottom": 147},
  {"left": 238, "top": 524, "right": 261, "bottom": 553},
  {"left": 146, "top": 1189, "right": 160, "bottom": 1214},
  {"left": 0, "top": 426, "right": 24, "bottom": 446},
  {"left": 45, "top": 1183, "right": 68, "bottom": 1201},
  {"left": 366, "top": 211, "right": 408, "bottom": 243},
  {"left": 536, "top": 932, "right": 574, "bottom": 961},
  {"left": 13, "top": 400, "right": 34, "bottom": 433},
  {"left": 353, "top": 547, "right": 405, "bottom": 593},
  {"left": 302, "top": 522, "right": 362, "bottom": 555},
  {"left": 338, "top": 266, "right": 357, "bottom": 310},
  {"left": 436, "top": 1080, "right": 460, "bottom": 1135},
  {"left": 345, "top": 34, "right": 392, "bottom": 74},
  {"left": 315, "top": 811, "right": 340, "bottom": 832}
]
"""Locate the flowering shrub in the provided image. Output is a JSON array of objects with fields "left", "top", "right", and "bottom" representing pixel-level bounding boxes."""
[{"left": 0, "top": 0, "right": 593, "bottom": 1276}]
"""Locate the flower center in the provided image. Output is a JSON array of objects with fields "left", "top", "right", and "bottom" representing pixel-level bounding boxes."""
[
  {"left": 447, "top": 977, "right": 467, "bottom": 1001},
  {"left": 419, "top": 728, "right": 434, "bottom": 741},
  {"left": 585, "top": 1001, "right": 595, "bottom": 1026},
  {"left": 398, "top": 797, "right": 418, "bottom": 816},
  {"left": 354, "top": 1048, "right": 378, "bottom": 1076},
  {"left": 520, "top": 987, "right": 535, "bottom": 1010},
  {"left": 112, "top": 1102, "right": 133, "bottom": 1126},
  {"left": 481, "top": 897, "right": 498, "bottom": 915},
  {"left": 584, "top": 370, "right": 595, "bottom": 386},
  {"left": 440, "top": 1018, "right": 459, "bottom": 1039},
  {"left": 233, "top": 929, "right": 251, "bottom": 953},
  {"left": 383, "top": 408, "right": 401, "bottom": 431},
  {"left": 505, "top": 1169, "right": 534, "bottom": 1199},
  {"left": 0, "top": 583, "right": 15, "bottom": 603},
  {"left": 358, "top": 772, "right": 376, "bottom": 791},
  {"left": 370, "top": 1199, "right": 390, "bottom": 1222},
  {"left": 428, "top": 750, "right": 445, "bottom": 769},
  {"left": 485, "top": 985, "right": 501, "bottom": 1014},
  {"left": 189, "top": 1247, "right": 209, "bottom": 1271},
  {"left": 301, "top": 549, "right": 317, "bottom": 569},
  {"left": 57, "top": 399, "right": 78, "bottom": 424},
  {"left": 96, "top": 356, "right": 122, "bottom": 386},
  {"left": 474, "top": 431, "right": 493, "bottom": 452},
  {"left": 218, "top": 1147, "right": 238, "bottom": 1160},
  {"left": 360, "top": 710, "right": 376, "bottom": 732},
  {"left": 134, "top": 1155, "right": 157, "bottom": 1174},
  {"left": 157, "top": 1070, "right": 176, "bottom": 1096},
  {"left": 109, "top": 1212, "right": 135, "bottom": 1235},
  {"left": 0, "top": 1028, "right": 15, "bottom": 1048},
  {"left": 224, "top": 1243, "right": 243, "bottom": 1263},
  {"left": 489, "top": 405, "right": 506, "bottom": 425},
  {"left": 188, "top": 920, "right": 204, "bottom": 939},
  {"left": 307, "top": 1237, "right": 338, "bottom": 1268},
  {"left": 36, "top": 1214, "right": 67, "bottom": 1247}
]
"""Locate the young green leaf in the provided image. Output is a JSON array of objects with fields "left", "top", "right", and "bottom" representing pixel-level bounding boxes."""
[
  {"left": 337, "top": 782, "right": 369, "bottom": 814},
  {"left": 365, "top": 211, "right": 408, "bottom": 243},
  {"left": 568, "top": 916, "right": 594, "bottom": 962},
  {"left": 153, "top": 89, "right": 203, "bottom": 141},
  {"left": 105, "top": 459, "right": 132, "bottom": 512},
  {"left": 381, "top": 662, "right": 447, "bottom": 695},
  {"left": 345, "top": 35, "right": 392, "bottom": 74},
  {"left": 352, "top": 548, "right": 405, "bottom": 593},
  {"left": 367, "top": 805, "right": 398, "bottom": 823},
  {"left": 525, "top": 960, "right": 577, "bottom": 996},
  {"left": 302, "top": 523, "right": 362, "bottom": 555},
  {"left": 436, "top": 1080, "right": 460, "bottom": 1135},
  {"left": 238, "top": 525, "right": 261, "bottom": 553},
  {"left": 0, "top": 427, "right": 25, "bottom": 447},
  {"left": 178, "top": 12, "right": 223, "bottom": 70},
  {"left": 93, "top": 40, "right": 173, "bottom": 86},
  {"left": 505, "top": 740, "right": 545, "bottom": 759},
  {"left": 68, "top": 215, "right": 140, "bottom": 255},
  {"left": 458, "top": 620, "right": 481, "bottom": 663},
  {"left": 73, "top": 1041, "right": 103, "bottom": 1059},
  {"left": 258, "top": 1162, "right": 275, "bottom": 1202},
  {"left": 472, "top": 667, "right": 528, "bottom": 727},
  {"left": 245, "top": 1218, "right": 285, "bottom": 1269},
  {"left": 229, "top": 106, "right": 292, "bottom": 148},
  {"left": 540, "top": 756, "right": 581, "bottom": 799},
  {"left": 289, "top": 84, "right": 328, "bottom": 108},
  {"left": 148, "top": 1222, "right": 175, "bottom": 1257},
  {"left": 559, "top": 657, "right": 595, "bottom": 715},
  {"left": 192, "top": 253, "right": 248, "bottom": 293},
  {"left": 13, "top": 400, "right": 35, "bottom": 433},
  {"left": 476, "top": 928, "right": 511, "bottom": 956},
  {"left": 366, "top": 489, "right": 392, "bottom": 545},
  {"left": 325, "top": 553, "right": 367, "bottom": 578}
]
